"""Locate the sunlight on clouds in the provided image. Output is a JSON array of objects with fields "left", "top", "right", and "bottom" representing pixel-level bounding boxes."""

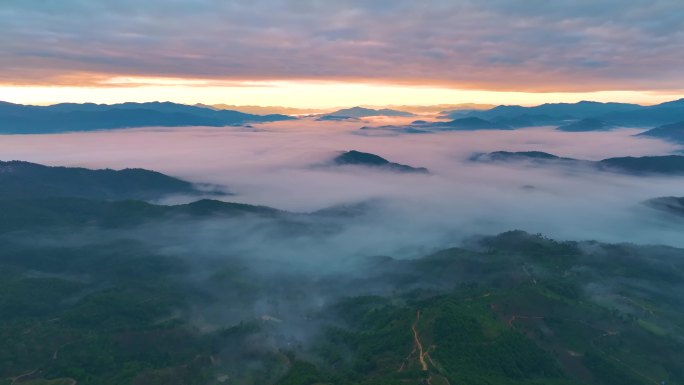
[
  {"left": 1, "top": 79, "right": 681, "bottom": 108},
  {"left": 101, "top": 77, "right": 214, "bottom": 86}
]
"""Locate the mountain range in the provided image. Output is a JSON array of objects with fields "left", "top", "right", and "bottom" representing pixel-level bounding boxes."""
[
  {"left": 444, "top": 99, "right": 684, "bottom": 128},
  {"left": 195, "top": 103, "right": 333, "bottom": 115},
  {"left": 645, "top": 196, "right": 684, "bottom": 218},
  {"left": 556, "top": 118, "right": 615, "bottom": 132},
  {"left": 356, "top": 99, "right": 684, "bottom": 139},
  {"left": 360, "top": 116, "right": 512, "bottom": 134},
  {"left": 323, "top": 106, "right": 415, "bottom": 118},
  {"left": 417, "top": 117, "right": 512, "bottom": 130},
  {"left": 196, "top": 103, "right": 494, "bottom": 116},
  {"left": 0, "top": 160, "right": 215, "bottom": 200},
  {"left": 0, "top": 101, "right": 294, "bottom": 134},
  {"left": 638, "top": 121, "right": 684, "bottom": 143},
  {"left": 471, "top": 151, "right": 684, "bottom": 175},
  {"left": 4, "top": 99, "right": 683, "bottom": 137},
  {"left": 1, "top": 159, "right": 683, "bottom": 384}
]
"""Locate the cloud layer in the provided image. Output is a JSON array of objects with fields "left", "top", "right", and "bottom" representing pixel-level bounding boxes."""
[
  {"left": 1, "top": 118, "right": 683, "bottom": 251},
  {"left": 2, "top": 0, "right": 684, "bottom": 91}
]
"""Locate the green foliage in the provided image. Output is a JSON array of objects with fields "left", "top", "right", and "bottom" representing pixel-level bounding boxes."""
[
  {"left": 582, "top": 352, "right": 644, "bottom": 385},
  {"left": 276, "top": 362, "right": 328, "bottom": 385},
  {"left": 0, "top": 161, "right": 197, "bottom": 200},
  {"left": 1, "top": 196, "right": 683, "bottom": 385}
]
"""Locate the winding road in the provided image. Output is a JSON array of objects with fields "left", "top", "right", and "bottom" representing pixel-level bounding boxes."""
[{"left": 411, "top": 310, "right": 429, "bottom": 371}]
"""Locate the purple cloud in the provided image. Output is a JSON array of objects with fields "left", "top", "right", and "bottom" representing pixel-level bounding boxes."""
[{"left": 1, "top": 0, "right": 683, "bottom": 91}]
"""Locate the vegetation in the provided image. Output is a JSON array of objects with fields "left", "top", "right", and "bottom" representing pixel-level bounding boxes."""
[
  {"left": 0, "top": 101, "right": 293, "bottom": 134},
  {"left": 332, "top": 150, "right": 429, "bottom": 174},
  {"left": 0, "top": 161, "right": 200, "bottom": 200},
  {"left": 0, "top": 171, "right": 682, "bottom": 384}
]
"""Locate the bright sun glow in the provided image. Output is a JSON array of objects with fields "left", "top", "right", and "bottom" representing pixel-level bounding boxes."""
[{"left": 1, "top": 77, "right": 680, "bottom": 107}]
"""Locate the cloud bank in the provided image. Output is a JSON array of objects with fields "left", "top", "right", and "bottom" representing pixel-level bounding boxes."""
[
  {"left": 1, "top": 119, "right": 683, "bottom": 252},
  {"left": 2, "top": 0, "right": 684, "bottom": 91}
]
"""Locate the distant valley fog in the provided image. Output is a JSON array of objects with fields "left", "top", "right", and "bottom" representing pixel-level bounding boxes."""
[{"left": 1, "top": 117, "right": 683, "bottom": 252}]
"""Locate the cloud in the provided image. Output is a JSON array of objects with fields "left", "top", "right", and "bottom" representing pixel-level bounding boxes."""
[
  {"left": 1, "top": 118, "right": 683, "bottom": 250},
  {"left": 2, "top": 0, "right": 684, "bottom": 91},
  {"left": 4, "top": 118, "right": 684, "bottom": 372}
]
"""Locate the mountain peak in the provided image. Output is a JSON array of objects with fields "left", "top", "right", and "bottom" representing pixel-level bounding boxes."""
[
  {"left": 332, "top": 150, "right": 429, "bottom": 173},
  {"left": 654, "top": 98, "right": 684, "bottom": 107},
  {"left": 556, "top": 118, "right": 615, "bottom": 132},
  {"left": 326, "top": 107, "right": 414, "bottom": 118},
  {"left": 0, "top": 101, "right": 294, "bottom": 133}
]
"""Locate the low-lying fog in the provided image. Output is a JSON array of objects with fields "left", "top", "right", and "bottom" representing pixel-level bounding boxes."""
[{"left": 2, "top": 117, "right": 684, "bottom": 252}]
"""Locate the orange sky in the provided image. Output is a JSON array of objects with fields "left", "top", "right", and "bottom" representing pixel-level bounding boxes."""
[
  {"left": 2, "top": 1, "right": 684, "bottom": 107},
  {"left": 2, "top": 78, "right": 682, "bottom": 108}
]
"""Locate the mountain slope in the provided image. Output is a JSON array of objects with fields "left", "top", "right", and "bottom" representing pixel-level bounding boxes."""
[
  {"left": 0, "top": 101, "right": 294, "bottom": 134},
  {"left": 0, "top": 171, "right": 682, "bottom": 385},
  {"left": 0, "top": 198, "right": 280, "bottom": 233},
  {"left": 471, "top": 151, "right": 684, "bottom": 175},
  {"left": 2, "top": 221, "right": 683, "bottom": 385},
  {"left": 424, "top": 117, "right": 511, "bottom": 130},
  {"left": 0, "top": 160, "right": 209, "bottom": 200},
  {"left": 598, "top": 155, "right": 684, "bottom": 174},
  {"left": 645, "top": 196, "right": 684, "bottom": 218},
  {"left": 454, "top": 100, "right": 641, "bottom": 122},
  {"left": 324, "top": 106, "right": 414, "bottom": 118},
  {"left": 470, "top": 151, "right": 570, "bottom": 162},
  {"left": 638, "top": 121, "right": 684, "bottom": 143},
  {"left": 359, "top": 117, "right": 511, "bottom": 134},
  {"left": 557, "top": 118, "right": 615, "bottom": 132},
  {"left": 601, "top": 99, "right": 684, "bottom": 126},
  {"left": 452, "top": 99, "right": 684, "bottom": 127},
  {"left": 332, "top": 150, "right": 429, "bottom": 173}
]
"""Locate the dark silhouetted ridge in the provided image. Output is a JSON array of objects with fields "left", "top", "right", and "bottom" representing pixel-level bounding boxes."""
[
  {"left": 324, "top": 107, "right": 414, "bottom": 118},
  {"left": 471, "top": 151, "right": 684, "bottom": 175},
  {"left": 0, "top": 160, "right": 203, "bottom": 200},
  {"left": 557, "top": 118, "right": 614, "bottom": 132},
  {"left": 332, "top": 150, "right": 429, "bottom": 173},
  {"left": 0, "top": 101, "right": 295, "bottom": 134},
  {"left": 638, "top": 121, "right": 684, "bottom": 143}
]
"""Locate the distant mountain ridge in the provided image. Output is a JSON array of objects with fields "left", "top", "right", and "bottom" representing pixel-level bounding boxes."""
[
  {"left": 419, "top": 117, "right": 511, "bottom": 130},
  {"left": 638, "top": 121, "right": 684, "bottom": 143},
  {"left": 196, "top": 103, "right": 494, "bottom": 116},
  {"left": 4, "top": 98, "right": 683, "bottom": 134},
  {"left": 645, "top": 196, "right": 684, "bottom": 218},
  {"left": 195, "top": 103, "right": 333, "bottom": 115},
  {"left": 449, "top": 99, "right": 684, "bottom": 128},
  {"left": 471, "top": 151, "right": 573, "bottom": 162},
  {"left": 0, "top": 101, "right": 295, "bottom": 134},
  {"left": 556, "top": 118, "right": 615, "bottom": 132},
  {"left": 471, "top": 151, "right": 684, "bottom": 175},
  {"left": 360, "top": 116, "right": 511, "bottom": 134},
  {"left": 359, "top": 98, "right": 684, "bottom": 135},
  {"left": 316, "top": 115, "right": 361, "bottom": 122},
  {"left": 324, "top": 106, "right": 414, "bottom": 118}
]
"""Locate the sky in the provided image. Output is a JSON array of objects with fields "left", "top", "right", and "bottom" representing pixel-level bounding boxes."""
[{"left": 2, "top": 0, "right": 684, "bottom": 107}]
